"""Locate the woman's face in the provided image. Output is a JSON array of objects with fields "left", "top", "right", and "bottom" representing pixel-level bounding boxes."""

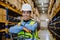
[{"left": 22, "top": 11, "right": 31, "bottom": 20}]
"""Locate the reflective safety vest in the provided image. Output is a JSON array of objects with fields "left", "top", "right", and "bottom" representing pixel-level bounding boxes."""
[{"left": 18, "top": 20, "right": 38, "bottom": 38}]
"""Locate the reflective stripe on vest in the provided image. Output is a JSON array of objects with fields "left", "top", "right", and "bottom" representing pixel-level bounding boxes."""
[{"left": 18, "top": 20, "right": 37, "bottom": 38}]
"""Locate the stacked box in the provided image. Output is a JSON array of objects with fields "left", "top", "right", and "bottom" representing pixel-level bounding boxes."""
[
  {"left": 0, "top": 8, "right": 6, "bottom": 22},
  {"left": 7, "top": 0, "right": 22, "bottom": 10},
  {"left": 7, "top": 0, "right": 14, "bottom": 4},
  {"left": 7, "top": 0, "right": 17, "bottom": 8},
  {"left": 2, "top": 9, "right": 6, "bottom": 21},
  {"left": 0, "top": 8, "right": 3, "bottom": 21}
]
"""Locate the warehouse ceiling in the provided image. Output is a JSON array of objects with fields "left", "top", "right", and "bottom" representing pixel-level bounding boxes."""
[{"left": 33, "top": 0, "right": 50, "bottom": 14}]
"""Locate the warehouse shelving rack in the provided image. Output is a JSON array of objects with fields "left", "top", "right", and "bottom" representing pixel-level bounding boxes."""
[
  {"left": 49, "top": 2, "right": 60, "bottom": 40},
  {"left": 50, "top": 4, "right": 60, "bottom": 20},
  {"left": 0, "top": 1, "right": 22, "bottom": 15},
  {"left": 48, "top": 0, "right": 60, "bottom": 20},
  {"left": 0, "top": 1, "right": 22, "bottom": 40},
  {"left": 0, "top": 0, "right": 22, "bottom": 31}
]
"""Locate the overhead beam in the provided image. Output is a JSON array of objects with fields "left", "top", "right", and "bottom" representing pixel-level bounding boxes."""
[{"left": 0, "top": 1, "right": 22, "bottom": 15}]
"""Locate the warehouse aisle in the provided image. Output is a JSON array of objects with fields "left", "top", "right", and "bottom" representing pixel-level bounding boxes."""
[
  {"left": 38, "top": 30, "right": 54, "bottom": 40},
  {"left": 0, "top": 0, "right": 60, "bottom": 40}
]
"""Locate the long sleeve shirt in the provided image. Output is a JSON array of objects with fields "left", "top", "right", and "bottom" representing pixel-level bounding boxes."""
[{"left": 9, "top": 19, "right": 37, "bottom": 33}]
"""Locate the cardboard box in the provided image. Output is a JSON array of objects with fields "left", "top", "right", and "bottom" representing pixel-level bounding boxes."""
[
  {"left": 0, "top": 16, "right": 3, "bottom": 21},
  {"left": 7, "top": 0, "right": 22, "bottom": 10},
  {"left": 0, "top": 8, "right": 6, "bottom": 21},
  {"left": 0, "top": 8, "right": 6, "bottom": 16},
  {"left": 8, "top": 0, "right": 18, "bottom": 8},
  {"left": 2, "top": 15, "right": 6, "bottom": 21},
  {"left": 0, "top": 8, "right": 3, "bottom": 15},
  {"left": 2, "top": 9, "right": 6, "bottom": 16},
  {"left": 0, "top": 8, "right": 3, "bottom": 21}
]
